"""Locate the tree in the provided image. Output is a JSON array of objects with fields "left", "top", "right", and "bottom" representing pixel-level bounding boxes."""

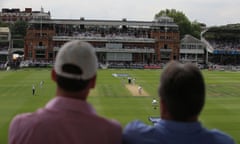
[
  {"left": 10, "top": 20, "right": 28, "bottom": 37},
  {"left": 191, "top": 20, "right": 202, "bottom": 39},
  {"left": 155, "top": 9, "right": 201, "bottom": 39},
  {"left": 9, "top": 21, "right": 28, "bottom": 48}
]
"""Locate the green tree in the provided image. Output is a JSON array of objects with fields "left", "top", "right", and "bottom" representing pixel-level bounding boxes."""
[
  {"left": 191, "top": 20, "right": 202, "bottom": 39},
  {"left": 9, "top": 21, "right": 28, "bottom": 48},
  {"left": 10, "top": 20, "right": 28, "bottom": 38},
  {"left": 155, "top": 9, "right": 201, "bottom": 39}
]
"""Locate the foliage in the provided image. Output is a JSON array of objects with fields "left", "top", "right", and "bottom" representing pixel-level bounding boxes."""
[
  {"left": 9, "top": 21, "right": 28, "bottom": 38},
  {"left": 8, "top": 21, "right": 28, "bottom": 48},
  {"left": 191, "top": 20, "right": 202, "bottom": 39},
  {"left": 155, "top": 9, "right": 202, "bottom": 39},
  {"left": 0, "top": 20, "right": 27, "bottom": 48}
]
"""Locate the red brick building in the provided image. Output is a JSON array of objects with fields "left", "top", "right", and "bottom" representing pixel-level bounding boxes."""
[
  {"left": 24, "top": 16, "right": 180, "bottom": 64},
  {"left": 0, "top": 8, "right": 50, "bottom": 23}
]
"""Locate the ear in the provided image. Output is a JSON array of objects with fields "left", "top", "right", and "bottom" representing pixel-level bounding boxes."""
[
  {"left": 160, "top": 98, "right": 164, "bottom": 114},
  {"left": 89, "top": 75, "right": 97, "bottom": 89},
  {"left": 51, "top": 69, "right": 57, "bottom": 82},
  {"left": 160, "top": 98, "right": 169, "bottom": 119}
]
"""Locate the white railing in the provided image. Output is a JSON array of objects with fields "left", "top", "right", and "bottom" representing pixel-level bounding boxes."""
[
  {"left": 52, "top": 36, "right": 155, "bottom": 43},
  {"left": 95, "top": 47, "right": 154, "bottom": 53},
  {"left": 35, "top": 46, "right": 46, "bottom": 49}
]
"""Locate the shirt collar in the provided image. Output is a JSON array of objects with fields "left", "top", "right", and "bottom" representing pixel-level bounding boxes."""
[
  {"left": 156, "top": 119, "right": 203, "bottom": 133},
  {"left": 45, "top": 96, "right": 96, "bottom": 115}
]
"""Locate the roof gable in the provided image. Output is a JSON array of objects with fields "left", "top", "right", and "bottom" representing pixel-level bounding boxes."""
[{"left": 181, "top": 34, "right": 202, "bottom": 44}]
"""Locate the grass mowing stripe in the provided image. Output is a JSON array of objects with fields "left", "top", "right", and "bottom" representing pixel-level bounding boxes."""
[{"left": 0, "top": 69, "right": 240, "bottom": 143}]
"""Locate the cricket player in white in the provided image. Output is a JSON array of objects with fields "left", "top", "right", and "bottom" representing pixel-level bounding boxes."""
[{"left": 152, "top": 98, "right": 158, "bottom": 109}]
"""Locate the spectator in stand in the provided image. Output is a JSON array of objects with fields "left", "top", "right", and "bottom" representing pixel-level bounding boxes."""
[
  {"left": 123, "top": 61, "right": 235, "bottom": 144},
  {"left": 9, "top": 40, "right": 122, "bottom": 144}
]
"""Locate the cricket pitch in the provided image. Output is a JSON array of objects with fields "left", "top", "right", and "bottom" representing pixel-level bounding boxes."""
[{"left": 125, "top": 84, "right": 149, "bottom": 96}]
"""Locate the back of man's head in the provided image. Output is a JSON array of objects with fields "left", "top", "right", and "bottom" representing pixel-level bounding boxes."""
[
  {"left": 159, "top": 61, "right": 205, "bottom": 121},
  {"left": 54, "top": 40, "right": 98, "bottom": 92}
]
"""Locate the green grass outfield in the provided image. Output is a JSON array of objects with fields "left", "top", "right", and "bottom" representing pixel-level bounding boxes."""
[{"left": 0, "top": 68, "right": 240, "bottom": 143}]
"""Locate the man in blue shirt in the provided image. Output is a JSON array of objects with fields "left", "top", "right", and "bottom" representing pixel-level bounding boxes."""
[{"left": 123, "top": 61, "right": 235, "bottom": 144}]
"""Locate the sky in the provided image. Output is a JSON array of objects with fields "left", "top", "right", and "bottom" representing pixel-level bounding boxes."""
[{"left": 1, "top": 0, "right": 240, "bottom": 26}]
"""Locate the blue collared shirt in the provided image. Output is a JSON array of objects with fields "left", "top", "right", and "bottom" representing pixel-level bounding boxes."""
[{"left": 123, "top": 119, "right": 235, "bottom": 144}]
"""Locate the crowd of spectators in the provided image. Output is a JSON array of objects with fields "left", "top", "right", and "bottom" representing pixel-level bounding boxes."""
[
  {"left": 208, "top": 39, "right": 240, "bottom": 51},
  {"left": 55, "top": 25, "right": 152, "bottom": 40}
]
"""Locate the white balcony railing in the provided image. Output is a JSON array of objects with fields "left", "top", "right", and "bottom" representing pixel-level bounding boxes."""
[
  {"left": 52, "top": 36, "right": 155, "bottom": 43},
  {"left": 53, "top": 46, "right": 154, "bottom": 53},
  {"left": 35, "top": 46, "right": 46, "bottom": 49}
]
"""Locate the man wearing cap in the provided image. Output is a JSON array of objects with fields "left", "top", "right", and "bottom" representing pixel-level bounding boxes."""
[{"left": 9, "top": 40, "right": 122, "bottom": 144}]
